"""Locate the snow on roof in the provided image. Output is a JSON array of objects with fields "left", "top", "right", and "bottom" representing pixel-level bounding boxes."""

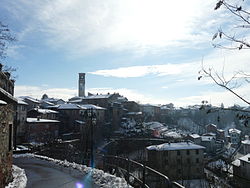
[
  {"left": 206, "top": 123, "right": 217, "bottom": 128},
  {"left": 43, "top": 98, "right": 64, "bottom": 103},
  {"left": 147, "top": 142, "right": 205, "bottom": 151},
  {"left": 144, "top": 122, "right": 164, "bottom": 130},
  {"left": 242, "top": 139, "right": 250, "bottom": 145},
  {"left": 69, "top": 99, "right": 82, "bottom": 103},
  {"left": 239, "top": 154, "right": 250, "bottom": 164},
  {"left": 57, "top": 103, "right": 81, "bottom": 110},
  {"left": 162, "top": 131, "right": 182, "bottom": 138},
  {"left": 217, "top": 129, "right": 224, "bottom": 132},
  {"left": 201, "top": 136, "right": 214, "bottom": 142},
  {"left": 79, "top": 104, "right": 106, "bottom": 110},
  {"left": 75, "top": 120, "right": 85, "bottom": 124},
  {"left": 189, "top": 134, "right": 201, "bottom": 139},
  {"left": 127, "top": 112, "right": 142, "bottom": 115},
  {"left": 229, "top": 128, "right": 241, "bottom": 134},
  {"left": 19, "top": 96, "right": 40, "bottom": 104},
  {"left": 26, "top": 118, "right": 59, "bottom": 123},
  {"left": 141, "top": 104, "right": 160, "bottom": 108},
  {"left": 85, "top": 94, "right": 113, "bottom": 99},
  {"left": 203, "top": 132, "right": 216, "bottom": 136},
  {"left": 41, "top": 100, "right": 54, "bottom": 106},
  {"left": 34, "top": 108, "right": 58, "bottom": 114},
  {"left": 17, "top": 98, "right": 28, "bottom": 105},
  {"left": 232, "top": 159, "right": 241, "bottom": 167},
  {"left": 0, "top": 99, "right": 7, "bottom": 105}
]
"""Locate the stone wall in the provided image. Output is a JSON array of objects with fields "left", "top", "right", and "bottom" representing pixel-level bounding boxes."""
[{"left": 0, "top": 121, "right": 13, "bottom": 187}]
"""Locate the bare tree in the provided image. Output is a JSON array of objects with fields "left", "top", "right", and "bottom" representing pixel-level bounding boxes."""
[
  {"left": 199, "top": 0, "right": 250, "bottom": 106},
  {"left": 0, "top": 21, "right": 16, "bottom": 59}
]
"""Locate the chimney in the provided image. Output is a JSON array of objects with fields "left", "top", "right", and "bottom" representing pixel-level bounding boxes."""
[{"left": 78, "top": 73, "right": 85, "bottom": 97}]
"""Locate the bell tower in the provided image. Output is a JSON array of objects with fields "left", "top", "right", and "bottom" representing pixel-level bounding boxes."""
[{"left": 78, "top": 73, "right": 85, "bottom": 97}]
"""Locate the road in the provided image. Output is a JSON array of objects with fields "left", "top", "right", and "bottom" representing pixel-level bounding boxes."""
[{"left": 14, "top": 157, "right": 99, "bottom": 188}]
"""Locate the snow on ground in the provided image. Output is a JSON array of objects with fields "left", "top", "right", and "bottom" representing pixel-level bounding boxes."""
[
  {"left": 14, "top": 154, "right": 132, "bottom": 188},
  {"left": 5, "top": 165, "right": 27, "bottom": 188}
]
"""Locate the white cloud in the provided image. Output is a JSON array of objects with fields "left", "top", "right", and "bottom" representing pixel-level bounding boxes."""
[
  {"left": 14, "top": 85, "right": 77, "bottom": 101},
  {"left": 89, "top": 63, "right": 196, "bottom": 78},
  {"left": 175, "top": 84, "right": 250, "bottom": 107},
  {"left": 3, "top": 0, "right": 220, "bottom": 55}
]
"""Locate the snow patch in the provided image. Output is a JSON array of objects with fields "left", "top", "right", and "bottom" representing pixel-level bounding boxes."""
[
  {"left": 5, "top": 165, "right": 27, "bottom": 188},
  {"left": 13, "top": 154, "right": 132, "bottom": 188}
]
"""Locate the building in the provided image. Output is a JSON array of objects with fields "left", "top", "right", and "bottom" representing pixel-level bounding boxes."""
[
  {"left": 19, "top": 96, "right": 41, "bottom": 111},
  {"left": 41, "top": 94, "right": 65, "bottom": 106},
  {"left": 56, "top": 103, "right": 106, "bottom": 134},
  {"left": 0, "top": 66, "right": 17, "bottom": 187},
  {"left": 15, "top": 98, "right": 28, "bottom": 144},
  {"left": 79, "top": 73, "right": 85, "bottom": 97},
  {"left": 200, "top": 135, "right": 216, "bottom": 154},
  {"left": 187, "top": 134, "right": 201, "bottom": 145},
  {"left": 123, "top": 101, "right": 140, "bottom": 112},
  {"left": 26, "top": 118, "right": 60, "bottom": 143},
  {"left": 205, "top": 123, "right": 217, "bottom": 134},
  {"left": 140, "top": 104, "right": 161, "bottom": 121},
  {"left": 27, "top": 108, "right": 59, "bottom": 120},
  {"left": 146, "top": 142, "right": 205, "bottom": 180},
  {"left": 228, "top": 128, "right": 241, "bottom": 145},
  {"left": 232, "top": 154, "right": 250, "bottom": 186},
  {"left": 242, "top": 139, "right": 250, "bottom": 155},
  {"left": 216, "top": 129, "right": 225, "bottom": 140}
]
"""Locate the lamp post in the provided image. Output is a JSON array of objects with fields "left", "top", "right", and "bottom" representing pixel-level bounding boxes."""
[{"left": 84, "top": 108, "right": 96, "bottom": 168}]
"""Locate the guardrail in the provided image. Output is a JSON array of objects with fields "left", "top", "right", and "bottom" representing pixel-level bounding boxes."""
[{"left": 97, "top": 154, "right": 184, "bottom": 188}]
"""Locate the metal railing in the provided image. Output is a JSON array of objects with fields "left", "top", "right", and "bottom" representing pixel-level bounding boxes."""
[{"left": 97, "top": 154, "right": 184, "bottom": 188}]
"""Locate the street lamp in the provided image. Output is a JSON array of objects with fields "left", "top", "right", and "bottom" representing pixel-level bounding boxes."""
[{"left": 84, "top": 108, "right": 96, "bottom": 168}]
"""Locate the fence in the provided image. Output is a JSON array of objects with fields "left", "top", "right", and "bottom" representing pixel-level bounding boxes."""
[{"left": 97, "top": 154, "right": 184, "bottom": 188}]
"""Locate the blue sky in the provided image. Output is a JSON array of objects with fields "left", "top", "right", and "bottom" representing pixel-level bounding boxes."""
[{"left": 1, "top": 0, "right": 250, "bottom": 107}]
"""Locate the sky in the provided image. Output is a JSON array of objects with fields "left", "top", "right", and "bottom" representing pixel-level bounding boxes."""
[{"left": 1, "top": 0, "right": 250, "bottom": 107}]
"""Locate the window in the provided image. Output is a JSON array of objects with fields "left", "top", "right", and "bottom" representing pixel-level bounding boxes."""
[
  {"left": 164, "top": 151, "right": 168, "bottom": 157},
  {"left": 177, "top": 151, "right": 180, "bottom": 156},
  {"left": 9, "top": 124, "right": 12, "bottom": 151},
  {"left": 187, "top": 158, "right": 190, "bottom": 164},
  {"left": 186, "top": 150, "right": 190, "bottom": 155},
  {"left": 196, "top": 150, "right": 199, "bottom": 155},
  {"left": 196, "top": 158, "right": 199, "bottom": 163},
  {"left": 165, "top": 159, "right": 169, "bottom": 165}
]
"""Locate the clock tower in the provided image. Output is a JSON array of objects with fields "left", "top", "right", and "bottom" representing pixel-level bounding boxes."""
[{"left": 78, "top": 73, "right": 85, "bottom": 97}]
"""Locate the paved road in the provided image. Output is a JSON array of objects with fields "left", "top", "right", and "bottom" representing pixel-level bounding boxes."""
[{"left": 14, "top": 157, "right": 99, "bottom": 188}]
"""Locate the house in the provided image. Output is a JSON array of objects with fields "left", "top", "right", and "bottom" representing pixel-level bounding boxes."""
[
  {"left": 56, "top": 103, "right": 106, "bottom": 135},
  {"left": 69, "top": 93, "right": 126, "bottom": 131},
  {"left": 187, "top": 134, "right": 201, "bottom": 145},
  {"left": 27, "top": 108, "right": 59, "bottom": 120},
  {"left": 146, "top": 142, "right": 205, "bottom": 180},
  {"left": 205, "top": 123, "right": 217, "bottom": 134},
  {"left": 216, "top": 129, "right": 225, "bottom": 140},
  {"left": 26, "top": 117, "right": 60, "bottom": 143},
  {"left": 140, "top": 104, "right": 161, "bottom": 121},
  {"left": 123, "top": 101, "right": 140, "bottom": 112},
  {"left": 19, "top": 96, "right": 41, "bottom": 111},
  {"left": 15, "top": 98, "right": 28, "bottom": 144},
  {"left": 41, "top": 94, "right": 65, "bottom": 106},
  {"left": 242, "top": 139, "right": 250, "bottom": 155},
  {"left": 232, "top": 154, "right": 250, "bottom": 186},
  {"left": 228, "top": 128, "right": 241, "bottom": 145},
  {"left": 200, "top": 135, "right": 216, "bottom": 154},
  {"left": 0, "top": 66, "right": 17, "bottom": 187},
  {"left": 69, "top": 93, "right": 124, "bottom": 109}
]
